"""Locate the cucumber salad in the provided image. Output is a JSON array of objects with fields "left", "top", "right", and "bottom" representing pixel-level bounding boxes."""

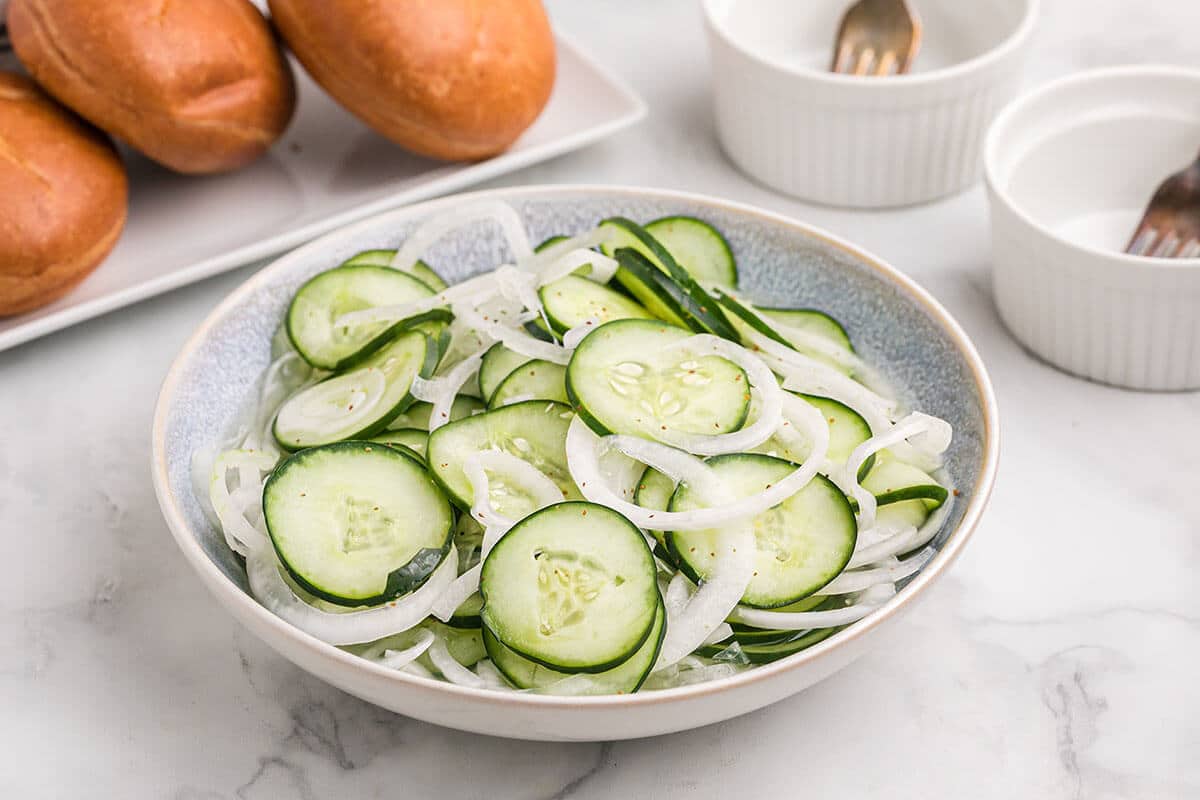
[{"left": 202, "top": 201, "right": 955, "bottom": 695}]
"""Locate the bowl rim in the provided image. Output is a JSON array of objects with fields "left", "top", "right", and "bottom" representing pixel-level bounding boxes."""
[
  {"left": 984, "top": 63, "right": 1200, "bottom": 268},
  {"left": 151, "top": 183, "right": 1000, "bottom": 710},
  {"left": 701, "top": 0, "right": 1039, "bottom": 88}
]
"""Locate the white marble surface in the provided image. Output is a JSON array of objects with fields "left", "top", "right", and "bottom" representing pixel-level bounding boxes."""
[{"left": 3, "top": 0, "right": 1198, "bottom": 796}]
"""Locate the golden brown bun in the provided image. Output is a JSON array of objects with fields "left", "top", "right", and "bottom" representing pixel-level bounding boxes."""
[
  {"left": 0, "top": 73, "right": 127, "bottom": 317},
  {"left": 268, "top": 0, "right": 556, "bottom": 161},
  {"left": 8, "top": 0, "right": 296, "bottom": 175}
]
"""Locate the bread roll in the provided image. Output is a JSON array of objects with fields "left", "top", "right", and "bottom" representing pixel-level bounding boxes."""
[
  {"left": 268, "top": 0, "right": 556, "bottom": 161},
  {"left": 0, "top": 72, "right": 127, "bottom": 316},
  {"left": 7, "top": 0, "right": 295, "bottom": 174}
]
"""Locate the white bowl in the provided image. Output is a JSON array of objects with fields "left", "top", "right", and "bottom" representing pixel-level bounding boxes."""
[
  {"left": 985, "top": 65, "right": 1200, "bottom": 390},
  {"left": 152, "top": 185, "right": 999, "bottom": 741},
  {"left": 703, "top": 0, "right": 1038, "bottom": 208}
]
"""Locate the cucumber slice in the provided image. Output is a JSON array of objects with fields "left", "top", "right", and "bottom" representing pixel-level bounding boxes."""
[
  {"left": 538, "top": 274, "right": 653, "bottom": 333},
  {"left": 263, "top": 441, "right": 453, "bottom": 606},
  {"left": 566, "top": 318, "right": 750, "bottom": 441},
  {"left": 615, "top": 248, "right": 738, "bottom": 340},
  {"left": 753, "top": 393, "right": 875, "bottom": 476},
  {"left": 425, "top": 400, "right": 579, "bottom": 513},
  {"left": 861, "top": 454, "right": 947, "bottom": 527},
  {"left": 480, "top": 502, "right": 659, "bottom": 673},
  {"left": 484, "top": 597, "right": 665, "bottom": 693},
  {"left": 699, "top": 626, "right": 840, "bottom": 664},
  {"left": 489, "top": 360, "right": 569, "bottom": 408},
  {"left": 667, "top": 454, "right": 857, "bottom": 608},
  {"left": 368, "top": 428, "right": 428, "bottom": 460},
  {"left": 599, "top": 218, "right": 737, "bottom": 339},
  {"left": 340, "top": 249, "right": 449, "bottom": 292},
  {"left": 386, "top": 396, "right": 485, "bottom": 431},
  {"left": 759, "top": 307, "right": 854, "bottom": 354},
  {"left": 286, "top": 265, "right": 448, "bottom": 370},
  {"left": 644, "top": 216, "right": 738, "bottom": 287},
  {"left": 534, "top": 235, "right": 569, "bottom": 253},
  {"left": 479, "top": 343, "right": 532, "bottom": 403},
  {"left": 633, "top": 466, "right": 675, "bottom": 549},
  {"left": 273, "top": 330, "right": 438, "bottom": 450},
  {"left": 607, "top": 248, "right": 694, "bottom": 329},
  {"left": 444, "top": 591, "right": 484, "bottom": 630},
  {"left": 423, "top": 621, "right": 487, "bottom": 667}
]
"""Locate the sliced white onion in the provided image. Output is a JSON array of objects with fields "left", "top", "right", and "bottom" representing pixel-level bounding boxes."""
[
  {"left": 517, "top": 227, "right": 614, "bottom": 276},
  {"left": 402, "top": 661, "right": 435, "bottom": 679},
  {"left": 209, "top": 449, "right": 276, "bottom": 556},
  {"left": 274, "top": 368, "right": 387, "bottom": 440},
  {"left": 654, "top": 335, "right": 783, "bottom": 455},
  {"left": 535, "top": 248, "right": 620, "bottom": 286},
  {"left": 818, "top": 548, "right": 934, "bottom": 595},
  {"left": 723, "top": 292, "right": 864, "bottom": 372},
  {"left": 729, "top": 583, "right": 896, "bottom": 631},
  {"left": 431, "top": 564, "right": 482, "bottom": 624},
  {"left": 562, "top": 318, "right": 601, "bottom": 350},
  {"left": 493, "top": 265, "right": 547, "bottom": 331},
  {"left": 425, "top": 350, "right": 487, "bottom": 431},
  {"left": 453, "top": 304, "right": 572, "bottom": 365},
  {"left": 247, "top": 544, "right": 457, "bottom": 645},
  {"left": 428, "top": 639, "right": 488, "bottom": 688},
  {"left": 569, "top": 403, "right": 828, "bottom": 532},
  {"left": 664, "top": 573, "right": 691, "bottom": 619},
  {"left": 839, "top": 412, "right": 950, "bottom": 531},
  {"left": 656, "top": 519, "right": 754, "bottom": 670},
  {"left": 378, "top": 629, "right": 436, "bottom": 670},
  {"left": 473, "top": 660, "right": 513, "bottom": 691},
  {"left": 390, "top": 200, "right": 531, "bottom": 274},
  {"left": 335, "top": 275, "right": 497, "bottom": 331},
  {"left": 848, "top": 524, "right": 918, "bottom": 568},
  {"left": 748, "top": 335, "right": 896, "bottom": 429},
  {"left": 702, "top": 622, "right": 734, "bottom": 646},
  {"left": 433, "top": 450, "right": 562, "bottom": 622}
]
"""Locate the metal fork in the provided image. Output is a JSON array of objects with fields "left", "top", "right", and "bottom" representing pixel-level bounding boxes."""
[
  {"left": 1125, "top": 150, "right": 1200, "bottom": 258},
  {"left": 831, "top": 0, "right": 922, "bottom": 77}
]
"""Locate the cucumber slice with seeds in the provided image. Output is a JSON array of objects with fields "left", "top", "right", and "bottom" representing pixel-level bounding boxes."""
[
  {"left": 273, "top": 330, "right": 438, "bottom": 450},
  {"left": 567, "top": 318, "right": 750, "bottom": 441},
  {"left": 263, "top": 441, "right": 453, "bottom": 606},
  {"left": 667, "top": 454, "right": 857, "bottom": 608},
  {"left": 426, "top": 400, "right": 580, "bottom": 513},
  {"left": 286, "top": 265, "right": 448, "bottom": 370},
  {"left": 479, "top": 343, "right": 532, "bottom": 403},
  {"left": 484, "top": 597, "right": 665, "bottom": 692},
  {"left": 538, "top": 274, "right": 653, "bottom": 333},
  {"left": 489, "top": 360, "right": 569, "bottom": 408},
  {"left": 480, "top": 502, "right": 659, "bottom": 673},
  {"left": 644, "top": 216, "right": 737, "bottom": 287},
  {"left": 340, "top": 249, "right": 449, "bottom": 292}
]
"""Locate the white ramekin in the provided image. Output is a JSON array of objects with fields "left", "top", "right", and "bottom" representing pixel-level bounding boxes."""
[
  {"left": 702, "top": 0, "right": 1038, "bottom": 208},
  {"left": 985, "top": 65, "right": 1200, "bottom": 391}
]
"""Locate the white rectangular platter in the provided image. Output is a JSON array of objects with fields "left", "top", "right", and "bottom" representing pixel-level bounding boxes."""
[{"left": 0, "top": 34, "right": 644, "bottom": 352}]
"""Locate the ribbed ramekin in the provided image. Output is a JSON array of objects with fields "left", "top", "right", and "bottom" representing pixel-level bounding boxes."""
[
  {"left": 985, "top": 66, "right": 1200, "bottom": 391},
  {"left": 702, "top": 0, "right": 1038, "bottom": 208}
]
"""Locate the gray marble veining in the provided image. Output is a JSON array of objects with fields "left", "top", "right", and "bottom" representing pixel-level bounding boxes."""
[{"left": 1, "top": 0, "right": 1197, "bottom": 796}]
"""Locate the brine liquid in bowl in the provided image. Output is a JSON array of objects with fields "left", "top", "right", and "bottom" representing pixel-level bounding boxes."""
[{"left": 710, "top": 0, "right": 1027, "bottom": 75}]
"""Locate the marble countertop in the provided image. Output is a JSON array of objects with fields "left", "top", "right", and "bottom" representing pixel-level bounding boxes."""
[{"left": 3, "top": 0, "right": 1197, "bottom": 796}]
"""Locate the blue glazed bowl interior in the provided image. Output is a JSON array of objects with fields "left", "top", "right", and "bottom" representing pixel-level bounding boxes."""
[{"left": 160, "top": 186, "right": 989, "bottom": 595}]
